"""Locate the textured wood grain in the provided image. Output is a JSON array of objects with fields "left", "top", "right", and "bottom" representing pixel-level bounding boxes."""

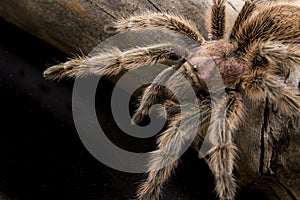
[
  {"left": 0, "top": 0, "right": 243, "bottom": 54},
  {"left": 0, "top": 0, "right": 299, "bottom": 199}
]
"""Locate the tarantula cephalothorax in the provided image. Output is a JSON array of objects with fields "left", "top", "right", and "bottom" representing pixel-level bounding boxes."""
[{"left": 43, "top": 0, "right": 300, "bottom": 199}]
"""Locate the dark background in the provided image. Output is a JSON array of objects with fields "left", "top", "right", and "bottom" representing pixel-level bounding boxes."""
[{"left": 0, "top": 18, "right": 267, "bottom": 200}]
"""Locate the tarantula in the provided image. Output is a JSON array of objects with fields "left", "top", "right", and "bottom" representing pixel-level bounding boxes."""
[{"left": 43, "top": 0, "right": 300, "bottom": 199}]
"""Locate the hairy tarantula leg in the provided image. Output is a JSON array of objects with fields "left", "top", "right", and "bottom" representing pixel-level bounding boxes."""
[
  {"left": 233, "top": 3, "right": 300, "bottom": 53},
  {"left": 132, "top": 58, "right": 206, "bottom": 125},
  {"left": 258, "top": 42, "right": 300, "bottom": 65},
  {"left": 113, "top": 12, "right": 204, "bottom": 44},
  {"left": 43, "top": 56, "right": 86, "bottom": 80},
  {"left": 43, "top": 44, "right": 188, "bottom": 80},
  {"left": 245, "top": 42, "right": 300, "bottom": 79},
  {"left": 210, "top": 0, "right": 226, "bottom": 40},
  {"left": 229, "top": 0, "right": 256, "bottom": 41},
  {"left": 260, "top": 43, "right": 300, "bottom": 68},
  {"left": 137, "top": 104, "right": 211, "bottom": 200},
  {"left": 242, "top": 73, "right": 300, "bottom": 115},
  {"left": 132, "top": 67, "right": 177, "bottom": 125},
  {"left": 136, "top": 117, "right": 182, "bottom": 200},
  {"left": 207, "top": 92, "right": 244, "bottom": 200}
]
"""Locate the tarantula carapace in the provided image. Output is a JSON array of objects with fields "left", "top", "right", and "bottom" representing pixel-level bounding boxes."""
[{"left": 43, "top": 0, "right": 300, "bottom": 199}]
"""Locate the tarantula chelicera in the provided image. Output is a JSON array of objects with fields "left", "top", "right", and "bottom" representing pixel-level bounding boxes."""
[{"left": 44, "top": 0, "right": 300, "bottom": 199}]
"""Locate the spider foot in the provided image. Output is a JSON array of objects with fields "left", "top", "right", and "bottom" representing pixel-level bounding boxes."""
[
  {"left": 43, "top": 64, "right": 75, "bottom": 80},
  {"left": 43, "top": 57, "right": 84, "bottom": 80},
  {"left": 131, "top": 110, "right": 148, "bottom": 125}
]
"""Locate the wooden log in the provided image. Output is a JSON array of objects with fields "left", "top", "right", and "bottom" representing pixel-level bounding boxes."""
[
  {"left": 0, "top": 0, "right": 299, "bottom": 199},
  {"left": 0, "top": 0, "right": 243, "bottom": 54}
]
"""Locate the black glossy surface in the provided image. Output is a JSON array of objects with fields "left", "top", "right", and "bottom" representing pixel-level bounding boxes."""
[{"left": 0, "top": 18, "right": 268, "bottom": 200}]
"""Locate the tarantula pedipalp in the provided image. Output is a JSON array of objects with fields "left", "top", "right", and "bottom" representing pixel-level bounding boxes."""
[{"left": 43, "top": 1, "right": 300, "bottom": 199}]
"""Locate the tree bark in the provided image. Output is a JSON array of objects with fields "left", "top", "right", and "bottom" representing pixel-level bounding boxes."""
[
  {"left": 0, "top": 0, "right": 244, "bottom": 55},
  {"left": 0, "top": 0, "right": 299, "bottom": 199}
]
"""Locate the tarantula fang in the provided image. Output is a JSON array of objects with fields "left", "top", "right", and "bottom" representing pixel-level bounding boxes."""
[{"left": 43, "top": 1, "right": 300, "bottom": 200}]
